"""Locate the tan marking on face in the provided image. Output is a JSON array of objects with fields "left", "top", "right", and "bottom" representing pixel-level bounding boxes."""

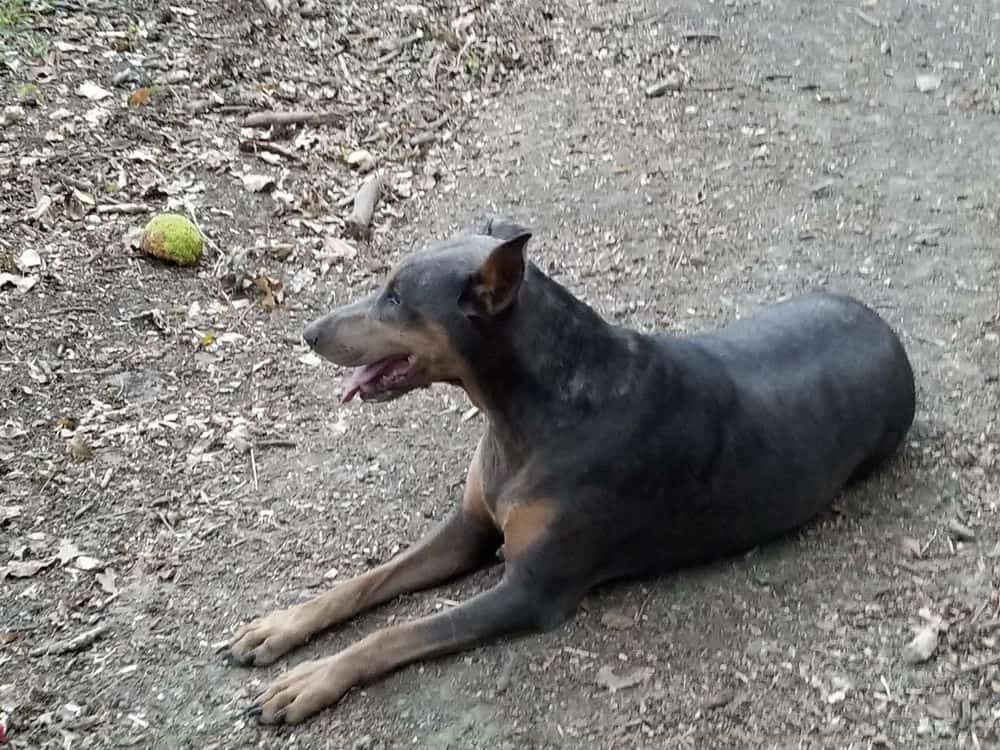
[
  {"left": 384, "top": 318, "right": 488, "bottom": 408},
  {"left": 500, "top": 501, "right": 555, "bottom": 560}
]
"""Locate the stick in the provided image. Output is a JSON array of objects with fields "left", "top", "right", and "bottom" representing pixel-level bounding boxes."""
[
  {"left": 250, "top": 447, "right": 259, "bottom": 491},
  {"left": 344, "top": 172, "right": 383, "bottom": 241},
  {"left": 96, "top": 203, "right": 150, "bottom": 215},
  {"left": 30, "top": 623, "right": 109, "bottom": 657},
  {"left": 242, "top": 110, "right": 345, "bottom": 129},
  {"left": 238, "top": 139, "right": 301, "bottom": 162},
  {"left": 410, "top": 109, "right": 453, "bottom": 147},
  {"left": 956, "top": 653, "right": 1000, "bottom": 676}
]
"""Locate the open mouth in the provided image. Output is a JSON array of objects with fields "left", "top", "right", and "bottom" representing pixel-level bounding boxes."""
[{"left": 341, "top": 354, "right": 420, "bottom": 404}]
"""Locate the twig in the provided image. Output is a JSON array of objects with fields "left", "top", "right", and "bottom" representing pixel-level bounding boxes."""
[
  {"left": 410, "top": 109, "right": 454, "bottom": 147},
  {"left": 250, "top": 447, "right": 259, "bottom": 490},
  {"left": 47, "top": 306, "right": 99, "bottom": 316},
  {"left": 691, "top": 84, "right": 737, "bottom": 92},
  {"left": 96, "top": 203, "right": 150, "bottom": 215},
  {"left": 239, "top": 139, "right": 301, "bottom": 162},
  {"left": 254, "top": 439, "right": 298, "bottom": 449},
  {"left": 374, "top": 30, "right": 424, "bottom": 67},
  {"left": 852, "top": 7, "right": 881, "bottom": 28},
  {"left": 242, "top": 110, "right": 346, "bottom": 129},
  {"left": 945, "top": 653, "right": 1000, "bottom": 680},
  {"left": 344, "top": 171, "right": 384, "bottom": 241},
  {"left": 30, "top": 623, "right": 109, "bottom": 657},
  {"left": 682, "top": 31, "right": 721, "bottom": 41}
]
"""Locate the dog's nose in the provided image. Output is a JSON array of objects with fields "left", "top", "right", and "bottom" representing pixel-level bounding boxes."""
[{"left": 302, "top": 321, "right": 321, "bottom": 349}]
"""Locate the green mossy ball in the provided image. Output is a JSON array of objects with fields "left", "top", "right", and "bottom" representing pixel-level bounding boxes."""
[{"left": 140, "top": 214, "right": 203, "bottom": 266}]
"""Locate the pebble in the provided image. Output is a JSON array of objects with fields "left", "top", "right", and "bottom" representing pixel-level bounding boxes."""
[
  {"left": 902, "top": 626, "right": 938, "bottom": 665},
  {"left": 915, "top": 73, "right": 941, "bottom": 93},
  {"left": 947, "top": 518, "right": 976, "bottom": 542},
  {"left": 645, "top": 72, "right": 684, "bottom": 97}
]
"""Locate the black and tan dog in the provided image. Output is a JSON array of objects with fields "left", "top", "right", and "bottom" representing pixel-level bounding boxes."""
[{"left": 225, "top": 217, "right": 915, "bottom": 724}]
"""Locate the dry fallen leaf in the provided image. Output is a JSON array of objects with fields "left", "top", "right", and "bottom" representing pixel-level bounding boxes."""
[
  {"left": 595, "top": 664, "right": 654, "bottom": 693},
  {"left": 0, "top": 505, "right": 22, "bottom": 524},
  {"left": 24, "top": 194, "right": 53, "bottom": 221},
  {"left": 0, "top": 273, "right": 38, "bottom": 294},
  {"left": 75, "top": 555, "right": 104, "bottom": 572},
  {"left": 902, "top": 626, "right": 939, "bottom": 665},
  {"left": 96, "top": 569, "right": 118, "bottom": 595},
  {"left": 77, "top": 80, "right": 112, "bottom": 100},
  {"left": 1, "top": 556, "right": 57, "bottom": 580},
  {"left": 322, "top": 236, "right": 358, "bottom": 260},
  {"left": 15, "top": 247, "right": 41, "bottom": 271},
  {"left": 67, "top": 433, "right": 93, "bottom": 461},
  {"left": 57, "top": 539, "right": 81, "bottom": 565},
  {"left": 346, "top": 148, "right": 376, "bottom": 173},
  {"left": 241, "top": 173, "right": 276, "bottom": 193},
  {"left": 128, "top": 87, "right": 152, "bottom": 107},
  {"left": 253, "top": 273, "right": 284, "bottom": 311}
]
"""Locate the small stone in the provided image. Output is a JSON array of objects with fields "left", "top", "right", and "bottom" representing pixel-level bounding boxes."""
[
  {"left": 952, "top": 446, "right": 977, "bottom": 467},
  {"left": 810, "top": 178, "right": 836, "bottom": 198},
  {"left": 2, "top": 105, "right": 25, "bottom": 124},
  {"left": 899, "top": 536, "right": 922, "bottom": 559},
  {"left": 703, "top": 688, "right": 734, "bottom": 710},
  {"left": 645, "top": 72, "right": 684, "bottom": 97},
  {"left": 915, "top": 74, "right": 941, "bottom": 93},
  {"left": 600, "top": 609, "right": 634, "bottom": 630},
  {"left": 595, "top": 664, "right": 654, "bottom": 692},
  {"left": 140, "top": 214, "right": 204, "bottom": 266},
  {"left": 947, "top": 519, "right": 976, "bottom": 542},
  {"left": 76, "top": 80, "right": 112, "bottom": 100},
  {"left": 66, "top": 433, "right": 92, "bottom": 461},
  {"left": 902, "top": 626, "right": 938, "bottom": 665},
  {"left": 346, "top": 149, "right": 376, "bottom": 173}
]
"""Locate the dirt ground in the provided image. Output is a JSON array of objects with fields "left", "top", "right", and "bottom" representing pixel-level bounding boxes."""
[{"left": 2, "top": 0, "right": 999, "bottom": 747}]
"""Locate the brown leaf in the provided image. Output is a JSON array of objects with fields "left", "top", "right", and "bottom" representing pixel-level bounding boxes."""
[{"left": 128, "top": 87, "right": 152, "bottom": 107}]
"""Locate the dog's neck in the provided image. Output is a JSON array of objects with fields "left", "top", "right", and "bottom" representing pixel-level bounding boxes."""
[{"left": 460, "top": 263, "right": 644, "bottom": 451}]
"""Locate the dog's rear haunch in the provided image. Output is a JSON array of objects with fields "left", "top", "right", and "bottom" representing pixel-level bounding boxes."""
[{"left": 225, "top": 217, "right": 915, "bottom": 724}]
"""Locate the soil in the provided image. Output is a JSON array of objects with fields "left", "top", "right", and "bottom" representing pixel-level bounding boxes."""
[{"left": 2, "top": 0, "right": 999, "bottom": 748}]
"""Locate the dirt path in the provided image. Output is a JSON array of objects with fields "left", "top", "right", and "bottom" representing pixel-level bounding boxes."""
[{"left": 2, "top": 1, "right": 998, "bottom": 748}]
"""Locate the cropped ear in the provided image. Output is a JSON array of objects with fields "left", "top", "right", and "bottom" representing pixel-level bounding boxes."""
[
  {"left": 472, "top": 214, "right": 532, "bottom": 242},
  {"left": 460, "top": 232, "right": 531, "bottom": 319}
]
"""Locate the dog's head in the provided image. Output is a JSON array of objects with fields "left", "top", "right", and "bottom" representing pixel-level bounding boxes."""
[{"left": 303, "top": 217, "right": 532, "bottom": 404}]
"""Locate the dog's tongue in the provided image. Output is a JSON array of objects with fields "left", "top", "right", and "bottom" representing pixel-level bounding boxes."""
[{"left": 340, "top": 357, "right": 403, "bottom": 404}]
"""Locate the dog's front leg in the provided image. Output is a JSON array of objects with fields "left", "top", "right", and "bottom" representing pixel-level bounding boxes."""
[
  {"left": 247, "top": 573, "right": 558, "bottom": 724},
  {"left": 226, "top": 506, "right": 500, "bottom": 666}
]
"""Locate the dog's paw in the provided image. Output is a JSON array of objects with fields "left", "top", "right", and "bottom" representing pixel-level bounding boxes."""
[
  {"left": 248, "top": 655, "right": 357, "bottom": 724},
  {"left": 226, "top": 607, "right": 311, "bottom": 667}
]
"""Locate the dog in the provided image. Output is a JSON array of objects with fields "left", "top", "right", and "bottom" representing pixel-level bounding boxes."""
[{"left": 225, "top": 216, "right": 915, "bottom": 724}]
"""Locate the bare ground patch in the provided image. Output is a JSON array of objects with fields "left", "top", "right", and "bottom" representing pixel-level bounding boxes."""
[{"left": 2, "top": 0, "right": 999, "bottom": 748}]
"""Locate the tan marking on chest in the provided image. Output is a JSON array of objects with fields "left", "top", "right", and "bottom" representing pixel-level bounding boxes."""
[
  {"left": 461, "top": 437, "right": 498, "bottom": 530},
  {"left": 500, "top": 501, "right": 555, "bottom": 560}
]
